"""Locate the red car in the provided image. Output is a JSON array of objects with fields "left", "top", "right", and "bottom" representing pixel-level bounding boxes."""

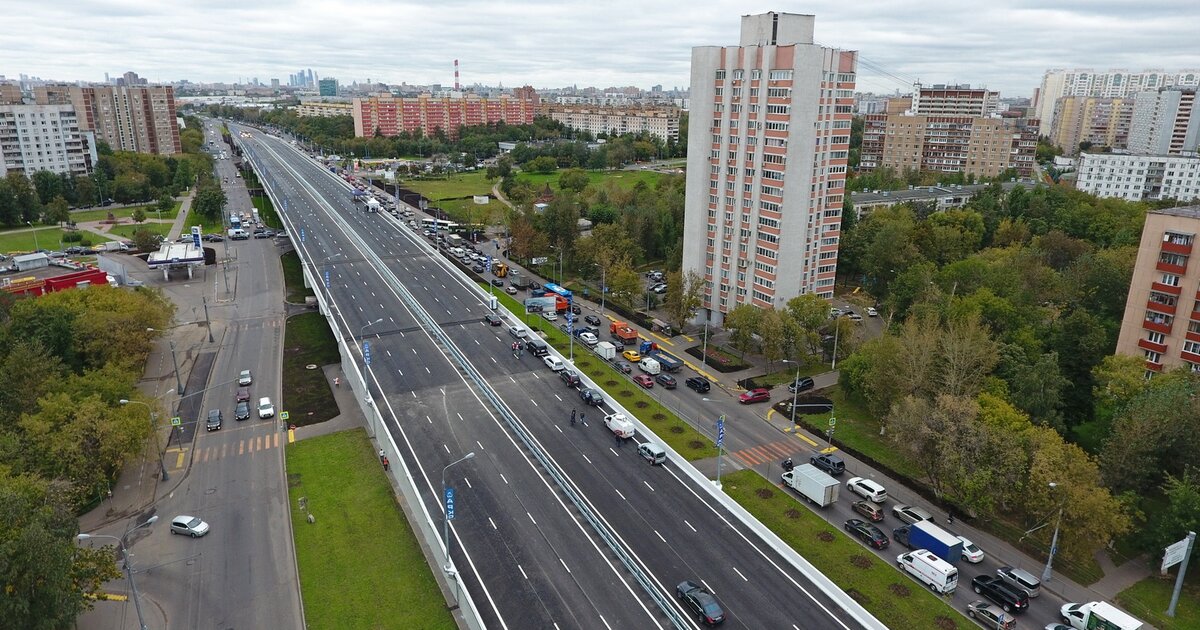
[
  {"left": 739, "top": 388, "right": 770, "bottom": 404},
  {"left": 633, "top": 374, "right": 655, "bottom": 389}
]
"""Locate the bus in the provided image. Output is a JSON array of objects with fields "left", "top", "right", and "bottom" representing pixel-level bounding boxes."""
[
  {"left": 421, "top": 218, "right": 459, "bottom": 232},
  {"left": 230, "top": 213, "right": 242, "bottom": 229},
  {"left": 544, "top": 283, "right": 573, "bottom": 301}
]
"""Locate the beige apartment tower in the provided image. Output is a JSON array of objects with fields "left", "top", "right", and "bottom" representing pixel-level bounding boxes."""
[
  {"left": 1116, "top": 205, "right": 1200, "bottom": 375},
  {"left": 35, "top": 84, "right": 180, "bottom": 155},
  {"left": 1049, "top": 96, "right": 1134, "bottom": 155},
  {"left": 682, "top": 12, "right": 856, "bottom": 324}
]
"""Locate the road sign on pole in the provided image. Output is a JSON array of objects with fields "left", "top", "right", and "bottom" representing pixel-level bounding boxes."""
[
  {"left": 445, "top": 487, "right": 456, "bottom": 521},
  {"left": 300, "top": 228, "right": 306, "bottom": 242},
  {"left": 717, "top": 416, "right": 725, "bottom": 447},
  {"left": 324, "top": 269, "right": 330, "bottom": 289},
  {"left": 363, "top": 341, "right": 371, "bottom": 365},
  {"left": 170, "top": 417, "right": 181, "bottom": 427}
]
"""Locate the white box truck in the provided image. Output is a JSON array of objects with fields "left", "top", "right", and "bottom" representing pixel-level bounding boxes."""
[
  {"left": 366, "top": 198, "right": 381, "bottom": 213},
  {"left": 1060, "top": 602, "right": 1143, "bottom": 630},
  {"left": 595, "top": 341, "right": 617, "bottom": 361},
  {"left": 781, "top": 463, "right": 839, "bottom": 507},
  {"left": 603, "top": 413, "right": 636, "bottom": 439}
]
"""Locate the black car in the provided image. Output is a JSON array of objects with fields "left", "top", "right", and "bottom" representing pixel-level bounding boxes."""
[
  {"left": 676, "top": 580, "right": 725, "bottom": 626},
  {"left": 656, "top": 373, "right": 677, "bottom": 389},
  {"left": 788, "top": 376, "right": 815, "bottom": 394},
  {"left": 472, "top": 264, "right": 485, "bottom": 273},
  {"left": 528, "top": 281, "right": 542, "bottom": 291},
  {"left": 571, "top": 304, "right": 581, "bottom": 314},
  {"left": 810, "top": 453, "right": 845, "bottom": 476},
  {"left": 844, "top": 518, "right": 889, "bottom": 549},
  {"left": 206, "top": 409, "right": 223, "bottom": 432},
  {"left": 234, "top": 401, "right": 251, "bottom": 421},
  {"left": 490, "top": 279, "right": 504, "bottom": 287},
  {"left": 253, "top": 231, "right": 272, "bottom": 239},
  {"left": 686, "top": 376, "right": 711, "bottom": 393},
  {"left": 484, "top": 313, "right": 502, "bottom": 326},
  {"left": 615, "top": 361, "right": 633, "bottom": 374},
  {"left": 584, "top": 314, "right": 602, "bottom": 326},
  {"left": 971, "top": 575, "right": 1029, "bottom": 613},
  {"left": 559, "top": 370, "right": 581, "bottom": 388},
  {"left": 579, "top": 388, "right": 603, "bottom": 406}
]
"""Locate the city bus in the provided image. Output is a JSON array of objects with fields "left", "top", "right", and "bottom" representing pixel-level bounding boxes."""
[
  {"left": 544, "top": 283, "right": 573, "bottom": 300},
  {"left": 421, "top": 218, "right": 459, "bottom": 232}
]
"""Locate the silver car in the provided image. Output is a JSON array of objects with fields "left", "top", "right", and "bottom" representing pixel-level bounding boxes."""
[
  {"left": 170, "top": 515, "right": 210, "bottom": 538},
  {"left": 891, "top": 504, "right": 934, "bottom": 525}
]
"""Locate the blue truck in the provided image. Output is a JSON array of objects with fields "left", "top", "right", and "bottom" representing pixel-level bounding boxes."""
[
  {"left": 893, "top": 520, "right": 963, "bottom": 564},
  {"left": 650, "top": 350, "right": 684, "bottom": 372}
]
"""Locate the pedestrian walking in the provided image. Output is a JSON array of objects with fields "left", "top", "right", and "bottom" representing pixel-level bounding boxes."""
[
  {"left": 382, "top": 456, "right": 390, "bottom": 471},
  {"left": 379, "top": 448, "right": 385, "bottom": 462},
  {"left": 947, "top": 510, "right": 955, "bottom": 526},
  {"left": 334, "top": 377, "right": 340, "bottom": 388},
  {"left": 615, "top": 433, "right": 622, "bottom": 447},
  {"left": 579, "top": 412, "right": 586, "bottom": 427},
  {"left": 570, "top": 408, "right": 577, "bottom": 426}
]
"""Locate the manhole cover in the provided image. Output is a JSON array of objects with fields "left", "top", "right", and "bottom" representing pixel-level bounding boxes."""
[{"left": 306, "top": 364, "right": 318, "bottom": 370}]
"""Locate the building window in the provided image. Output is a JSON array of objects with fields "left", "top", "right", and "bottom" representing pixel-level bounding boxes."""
[
  {"left": 1145, "top": 310, "right": 1173, "bottom": 325},
  {"left": 1148, "top": 331, "right": 1166, "bottom": 344},
  {"left": 715, "top": 70, "right": 726, "bottom": 80},
  {"left": 750, "top": 69, "right": 762, "bottom": 80},
  {"left": 768, "top": 70, "right": 793, "bottom": 81},
  {"left": 1165, "top": 231, "right": 1194, "bottom": 245},
  {"left": 1161, "top": 273, "right": 1181, "bottom": 287}
]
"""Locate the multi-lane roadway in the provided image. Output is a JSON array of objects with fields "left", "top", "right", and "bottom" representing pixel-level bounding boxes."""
[{"left": 234, "top": 126, "right": 881, "bottom": 629}]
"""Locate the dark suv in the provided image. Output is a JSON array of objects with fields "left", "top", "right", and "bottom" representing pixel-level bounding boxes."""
[
  {"left": 559, "top": 370, "right": 581, "bottom": 388},
  {"left": 656, "top": 373, "right": 677, "bottom": 389},
  {"left": 810, "top": 453, "right": 845, "bottom": 476},
  {"left": 970, "top": 575, "right": 1029, "bottom": 613},
  {"left": 686, "top": 376, "right": 711, "bottom": 393},
  {"left": 206, "top": 409, "right": 223, "bottom": 432},
  {"left": 579, "top": 388, "right": 603, "bottom": 406},
  {"left": 788, "top": 376, "right": 815, "bottom": 393}
]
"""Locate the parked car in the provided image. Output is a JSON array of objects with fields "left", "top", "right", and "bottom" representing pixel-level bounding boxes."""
[
  {"left": 958, "top": 536, "right": 985, "bottom": 563},
  {"left": 810, "top": 453, "right": 845, "bottom": 476},
  {"left": 579, "top": 388, "right": 604, "bottom": 406},
  {"left": 559, "top": 370, "right": 581, "bottom": 387},
  {"left": 472, "top": 263, "right": 485, "bottom": 273},
  {"left": 676, "top": 581, "right": 725, "bottom": 626},
  {"left": 866, "top": 307, "right": 878, "bottom": 317},
  {"left": 846, "top": 477, "right": 887, "bottom": 503},
  {"left": 542, "top": 311, "right": 558, "bottom": 322},
  {"left": 579, "top": 332, "right": 598, "bottom": 346},
  {"left": 851, "top": 500, "right": 885, "bottom": 522},
  {"left": 170, "top": 515, "right": 210, "bottom": 538},
  {"left": 484, "top": 313, "right": 502, "bottom": 326},
  {"left": 891, "top": 504, "right": 934, "bottom": 525},
  {"left": 971, "top": 574, "right": 1028, "bottom": 613},
  {"left": 622, "top": 349, "right": 641, "bottom": 362},
  {"left": 505, "top": 286, "right": 518, "bottom": 295},
  {"left": 633, "top": 374, "right": 654, "bottom": 388},
  {"left": 686, "top": 376, "right": 711, "bottom": 393},
  {"left": 655, "top": 373, "right": 677, "bottom": 389},
  {"left": 584, "top": 314, "right": 602, "bottom": 326},
  {"left": 844, "top": 518, "right": 889, "bottom": 549},
  {"left": 788, "top": 376, "right": 815, "bottom": 394},
  {"left": 965, "top": 600, "right": 1015, "bottom": 630},
  {"left": 995, "top": 566, "right": 1041, "bottom": 598},
  {"left": 543, "top": 356, "right": 565, "bottom": 372},
  {"left": 739, "top": 388, "right": 770, "bottom": 404}
]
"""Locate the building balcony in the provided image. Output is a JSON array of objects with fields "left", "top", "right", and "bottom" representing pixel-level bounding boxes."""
[
  {"left": 1162, "top": 240, "right": 1193, "bottom": 256},
  {"left": 1151, "top": 281, "right": 1183, "bottom": 296},
  {"left": 1156, "top": 260, "right": 1188, "bottom": 275},
  {"left": 1143, "top": 319, "right": 1173, "bottom": 334},
  {"left": 1138, "top": 338, "right": 1168, "bottom": 354},
  {"left": 1145, "top": 360, "right": 1164, "bottom": 373},
  {"left": 1186, "top": 329, "right": 1200, "bottom": 344},
  {"left": 1147, "top": 299, "right": 1177, "bottom": 316},
  {"left": 1182, "top": 350, "right": 1200, "bottom": 365}
]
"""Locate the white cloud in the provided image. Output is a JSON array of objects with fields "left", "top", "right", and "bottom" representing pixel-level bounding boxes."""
[{"left": 3, "top": 0, "right": 1198, "bottom": 96}]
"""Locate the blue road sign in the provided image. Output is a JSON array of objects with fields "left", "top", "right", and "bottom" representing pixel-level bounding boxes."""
[
  {"left": 363, "top": 340, "right": 371, "bottom": 365},
  {"left": 324, "top": 269, "right": 330, "bottom": 289},
  {"left": 717, "top": 416, "right": 726, "bottom": 448},
  {"left": 445, "top": 487, "right": 456, "bottom": 520},
  {"left": 300, "top": 228, "right": 306, "bottom": 242}
]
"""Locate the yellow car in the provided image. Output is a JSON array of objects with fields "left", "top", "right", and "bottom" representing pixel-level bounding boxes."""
[{"left": 622, "top": 349, "right": 642, "bottom": 362}]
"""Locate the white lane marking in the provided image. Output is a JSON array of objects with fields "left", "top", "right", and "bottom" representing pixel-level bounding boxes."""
[
  {"left": 530, "top": 399, "right": 538, "bottom": 407},
  {"left": 556, "top": 425, "right": 562, "bottom": 433},
  {"left": 554, "top": 394, "right": 562, "bottom": 402},
  {"left": 732, "top": 567, "right": 748, "bottom": 582},
  {"left": 655, "top": 530, "right": 666, "bottom": 543},
  {"left": 518, "top": 565, "right": 527, "bottom": 579},
  {"left": 527, "top": 512, "right": 536, "bottom": 525},
  {"left": 425, "top": 367, "right": 431, "bottom": 374},
  {"left": 609, "top": 448, "right": 620, "bottom": 456},
  {"left": 386, "top": 350, "right": 392, "bottom": 357},
  {"left": 399, "top": 370, "right": 404, "bottom": 376},
  {"left": 500, "top": 473, "right": 508, "bottom": 484},
  {"left": 464, "top": 477, "right": 472, "bottom": 489},
  {"left": 426, "top": 416, "right": 432, "bottom": 424},
  {"left": 443, "top": 444, "right": 450, "bottom": 454},
  {"left": 581, "top": 453, "right": 592, "bottom": 464},
  {"left": 702, "top": 580, "right": 716, "bottom": 594},
  {"left": 510, "top": 376, "right": 516, "bottom": 383},
  {"left": 644, "top": 481, "right": 655, "bottom": 492},
  {"left": 488, "top": 517, "right": 497, "bottom": 530},
  {"left": 614, "top": 488, "right": 627, "bottom": 501},
  {"left": 476, "top": 441, "right": 484, "bottom": 451},
  {"left": 491, "top": 357, "right": 496, "bottom": 364},
  {"left": 559, "top": 558, "right": 570, "bottom": 573}
]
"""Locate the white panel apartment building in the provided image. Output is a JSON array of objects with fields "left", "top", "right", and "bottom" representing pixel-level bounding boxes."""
[
  {"left": 0, "top": 104, "right": 97, "bottom": 177},
  {"left": 683, "top": 12, "right": 856, "bottom": 325},
  {"left": 1076, "top": 152, "right": 1200, "bottom": 202},
  {"left": 1034, "top": 69, "right": 1200, "bottom": 134},
  {"left": 1128, "top": 88, "right": 1199, "bottom": 155}
]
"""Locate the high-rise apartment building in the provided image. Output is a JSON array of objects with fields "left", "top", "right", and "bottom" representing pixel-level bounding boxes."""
[
  {"left": 1075, "top": 152, "right": 1200, "bottom": 202},
  {"left": 1115, "top": 204, "right": 1200, "bottom": 375},
  {"left": 541, "top": 104, "right": 680, "bottom": 142},
  {"left": 1128, "top": 88, "right": 1199, "bottom": 155},
  {"left": 1049, "top": 96, "right": 1134, "bottom": 155},
  {"left": 352, "top": 87, "right": 539, "bottom": 139},
  {"left": 1034, "top": 69, "right": 1200, "bottom": 133},
  {"left": 682, "top": 12, "right": 857, "bottom": 322},
  {"left": 296, "top": 101, "right": 353, "bottom": 118},
  {"left": 910, "top": 84, "right": 999, "bottom": 117},
  {"left": 318, "top": 78, "right": 338, "bottom": 97},
  {"left": 34, "top": 84, "right": 180, "bottom": 155},
  {"left": 0, "top": 82, "right": 21, "bottom": 105},
  {"left": 0, "top": 104, "right": 97, "bottom": 177}
]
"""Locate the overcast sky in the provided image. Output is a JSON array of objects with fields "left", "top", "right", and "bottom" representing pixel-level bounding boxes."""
[{"left": 5, "top": 1, "right": 1198, "bottom": 98}]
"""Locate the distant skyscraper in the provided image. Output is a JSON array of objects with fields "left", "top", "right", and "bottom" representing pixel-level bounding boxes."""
[
  {"left": 271, "top": 78, "right": 280, "bottom": 89},
  {"left": 307, "top": 69, "right": 314, "bottom": 87},
  {"left": 318, "top": 78, "right": 338, "bottom": 97},
  {"left": 682, "top": 11, "right": 857, "bottom": 318}
]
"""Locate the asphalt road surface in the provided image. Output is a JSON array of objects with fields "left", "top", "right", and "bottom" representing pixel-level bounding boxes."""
[{"left": 233, "top": 125, "right": 882, "bottom": 629}]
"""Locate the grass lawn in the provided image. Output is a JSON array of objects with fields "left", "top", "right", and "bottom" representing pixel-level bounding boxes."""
[
  {"left": 722, "top": 469, "right": 966, "bottom": 629},
  {"left": 516, "top": 169, "right": 663, "bottom": 191},
  {"left": 287, "top": 429, "right": 454, "bottom": 630},
  {"left": 1117, "top": 575, "right": 1200, "bottom": 629},
  {"left": 489, "top": 286, "right": 716, "bottom": 461},
  {"left": 68, "top": 201, "right": 181, "bottom": 223},
  {"left": 744, "top": 361, "right": 827, "bottom": 388},
  {"left": 281, "top": 251, "right": 315, "bottom": 303},
  {"left": 0, "top": 227, "right": 80, "bottom": 254},
  {"left": 252, "top": 195, "right": 283, "bottom": 229},
  {"left": 109, "top": 223, "right": 172, "bottom": 239},
  {"left": 282, "top": 312, "right": 340, "bottom": 426},
  {"left": 405, "top": 171, "right": 493, "bottom": 201}
]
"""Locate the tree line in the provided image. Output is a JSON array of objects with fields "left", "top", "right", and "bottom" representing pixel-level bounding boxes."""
[{"left": 0, "top": 285, "right": 174, "bottom": 627}]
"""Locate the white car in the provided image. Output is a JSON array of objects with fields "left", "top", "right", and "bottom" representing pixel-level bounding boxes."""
[
  {"left": 603, "top": 413, "right": 636, "bottom": 438},
  {"left": 957, "top": 536, "right": 985, "bottom": 563},
  {"left": 238, "top": 369, "right": 252, "bottom": 386},
  {"left": 543, "top": 356, "right": 565, "bottom": 371},
  {"left": 542, "top": 311, "right": 558, "bottom": 321},
  {"left": 846, "top": 476, "right": 888, "bottom": 503},
  {"left": 579, "top": 332, "right": 599, "bottom": 346},
  {"left": 170, "top": 515, "right": 210, "bottom": 537},
  {"left": 866, "top": 307, "right": 878, "bottom": 317},
  {"left": 257, "top": 397, "right": 275, "bottom": 419}
]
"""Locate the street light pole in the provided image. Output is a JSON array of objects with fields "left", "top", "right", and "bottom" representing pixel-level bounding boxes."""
[
  {"left": 783, "top": 359, "right": 802, "bottom": 427},
  {"left": 442, "top": 452, "right": 476, "bottom": 572},
  {"left": 120, "top": 398, "right": 171, "bottom": 481},
  {"left": 77, "top": 516, "right": 160, "bottom": 630},
  {"left": 1043, "top": 482, "right": 1064, "bottom": 582},
  {"left": 27, "top": 221, "right": 40, "bottom": 251},
  {"left": 168, "top": 340, "right": 184, "bottom": 395}
]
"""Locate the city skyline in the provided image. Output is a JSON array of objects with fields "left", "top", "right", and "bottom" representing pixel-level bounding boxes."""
[{"left": 6, "top": 0, "right": 1198, "bottom": 97}]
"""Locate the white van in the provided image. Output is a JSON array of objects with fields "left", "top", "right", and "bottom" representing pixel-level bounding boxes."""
[
  {"left": 637, "top": 442, "right": 666, "bottom": 466},
  {"left": 897, "top": 550, "right": 958, "bottom": 595},
  {"left": 638, "top": 357, "right": 662, "bottom": 375}
]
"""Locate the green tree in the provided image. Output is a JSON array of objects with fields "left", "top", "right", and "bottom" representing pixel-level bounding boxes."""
[
  {"left": 44, "top": 196, "right": 71, "bottom": 226},
  {"left": 663, "top": 269, "right": 704, "bottom": 333},
  {"left": 131, "top": 227, "right": 160, "bottom": 253},
  {"left": 558, "top": 168, "right": 590, "bottom": 193},
  {"left": 525, "top": 156, "right": 558, "bottom": 174},
  {"left": 758, "top": 309, "right": 788, "bottom": 370},
  {"left": 1145, "top": 470, "right": 1200, "bottom": 557},
  {"left": 1101, "top": 374, "right": 1200, "bottom": 493},
  {"left": 192, "top": 186, "right": 228, "bottom": 221},
  {"left": 724, "top": 304, "right": 761, "bottom": 359},
  {"left": 131, "top": 208, "right": 146, "bottom": 224},
  {"left": 156, "top": 194, "right": 175, "bottom": 216},
  {"left": 606, "top": 266, "right": 641, "bottom": 307}
]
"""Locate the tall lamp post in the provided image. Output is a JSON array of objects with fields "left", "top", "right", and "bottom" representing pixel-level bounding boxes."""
[
  {"left": 701, "top": 398, "right": 726, "bottom": 490},
  {"left": 442, "top": 452, "right": 476, "bottom": 573},
  {"left": 782, "top": 359, "right": 803, "bottom": 427},
  {"left": 27, "top": 221, "right": 40, "bottom": 251},
  {"left": 1043, "top": 482, "right": 1065, "bottom": 582},
  {"left": 359, "top": 318, "right": 384, "bottom": 344},
  {"left": 120, "top": 398, "right": 172, "bottom": 480},
  {"left": 147, "top": 328, "right": 185, "bottom": 395},
  {"left": 77, "top": 516, "right": 160, "bottom": 630}
]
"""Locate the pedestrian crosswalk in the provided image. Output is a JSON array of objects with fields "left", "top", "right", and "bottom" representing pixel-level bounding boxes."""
[
  {"left": 175, "top": 431, "right": 282, "bottom": 467},
  {"left": 731, "top": 440, "right": 799, "bottom": 467}
]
